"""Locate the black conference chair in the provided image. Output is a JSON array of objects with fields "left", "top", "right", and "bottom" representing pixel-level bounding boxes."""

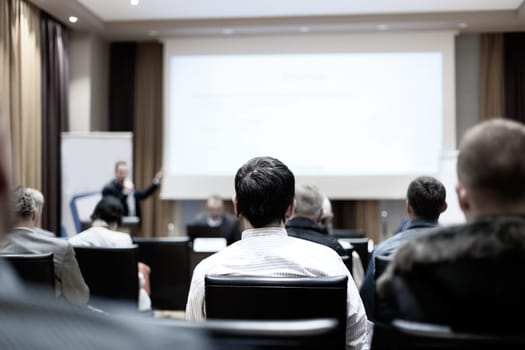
[
  {"left": 338, "top": 238, "right": 371, "bottom": 271},
  {"left": 1, "top": 253, "right": 55, "bottom": 295},
  {"left": 74, "top": 245, "right": 139, "bottom": 310},
  {"left": 331, "top": 229, "right": 365, "bottom": 239},
  {"left": 133, "top": 237, "right": 190, "bottom": 310},
  {"left": 205, "top": 275, "right": 348, "bottom": 350},
  {"left": 155, "top": 318, "right": 339, "bottom": 350},
  {"left": 372, "top": 319, "right": 525, "bottom": 350},
  {"left": 375, "top": 255, "right": 392, "bottom": 280}
]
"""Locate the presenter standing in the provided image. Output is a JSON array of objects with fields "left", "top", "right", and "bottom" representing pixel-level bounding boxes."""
[{"left": 102, "top": 161, "right": 163, "bottom": 221}]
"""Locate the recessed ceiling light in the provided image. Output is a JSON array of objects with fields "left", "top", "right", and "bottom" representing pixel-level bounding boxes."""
[
  {"left": 149, "top": 30, "right": 158, "bottom": 36},
  {"left": 457, "top": 23, "right": 468, "bottom": 29},
  {"left": 299, "top": 26, "right": 310, "bottom": 33},
  {"left": 377, "top": 24, "right": 389, "bottom": 31},
  {"left": 68, "top": 16, "right": 78, "bottom": 23},
  {"left": 130, "top": 0, "right": 139, "bottom": 5},
  {"left": 222, "top": 28, "right": 234, "bottom": 35}
]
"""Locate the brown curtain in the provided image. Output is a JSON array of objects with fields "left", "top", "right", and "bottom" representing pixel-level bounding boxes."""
[
  {"left": 480, "top": 33, "right": 505, "bottom": 121},
  {"left": 40, "top": 12, "right": 68, "bottom": 234},
  {"left": 134, "top": 42, "right": 172, "bottom": 236},
  {"left": 0, "top": 0, "right": 41, "bottom": 189},
  {"left": 503, "top": 33, "right": 525, "bottom": 124},
  {"left": 0, "top": 0, "right": 11, "bottom": 139}
]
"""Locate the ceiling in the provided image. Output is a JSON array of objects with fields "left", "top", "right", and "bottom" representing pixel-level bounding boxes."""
[{"left": 29, "top": 0, "right": 525, "bottom": 40}]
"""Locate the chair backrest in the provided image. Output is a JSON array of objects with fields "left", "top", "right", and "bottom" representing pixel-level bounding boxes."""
[
  {"left": 155, "top": 318, "right": 340, "bottom": 350},
  {"left": 338, "top": 238, "right": 372, "bottom": 271},
  {"left": 375, "top": 255, "right": 392, "bottom": 280},
  {"left": 205, "top": 275, "right": 348, "bottom": 349},
  {"left": 331, "top": 229, "right": 365, "bottom": 239},
  {"left": 74, "top": 245, "right": 138, "bottom": 308},
  {"left": 1, "top": 253, "right": 54, "bottom": 294},
  {"left": 372, "top": 319, "right": 525, "bottom": 350},
  {"left": 133, "top": 237, "right": 190, "bottom": 310}
]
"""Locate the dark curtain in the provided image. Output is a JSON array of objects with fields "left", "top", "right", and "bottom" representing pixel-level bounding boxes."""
[
  {"left": 109, "top": 42, "right": 136, "bottom": 131},
  {"left": 504, "top": 33, "right": 525, "bottom": 124},
  {"left": 134, "top": 42, "right": 172, "bottom": 236},
  {"left": 40, "top": 12, "right": 68, "bottom": 235}
]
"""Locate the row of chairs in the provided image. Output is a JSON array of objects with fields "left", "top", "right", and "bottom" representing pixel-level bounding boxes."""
[
  {"left": 0, "top": 241, "right": 187, "bottom": 311},
  {"left": 4, "top": 251, "right": 524, "bottom": 349},
  {"left": 2, "top": 236, "right": 373, "bottom": 312}
]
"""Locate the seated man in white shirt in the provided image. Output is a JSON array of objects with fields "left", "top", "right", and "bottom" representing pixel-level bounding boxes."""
[
  {"left": 70, "top": 196, "right": 132, "bottom": 248},
  {"left": 186, "top": 156, "right": 369, "bottom": 350},
  {"left": 70, "top": 196, "right": 151, "bottom": 311}
]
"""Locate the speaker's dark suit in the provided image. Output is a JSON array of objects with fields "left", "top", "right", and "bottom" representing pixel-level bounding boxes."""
[{"left": 102, "top": 179, "right": 159, "bottom": 219}]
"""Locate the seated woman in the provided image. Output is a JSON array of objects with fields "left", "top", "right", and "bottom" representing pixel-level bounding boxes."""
[{"left": 70, "top": 196, "right": 151, "bottom": 311}]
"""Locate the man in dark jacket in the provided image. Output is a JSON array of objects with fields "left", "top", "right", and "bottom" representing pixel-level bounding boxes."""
[
  {"left": 360, "top": 176, "right": 447, "bottom": 320},
  {"left": 286, "top": 184, "right": 346, "bottom": 256},
  {"left": 102, "top": 161, "right": 163, "bottom": 219}
]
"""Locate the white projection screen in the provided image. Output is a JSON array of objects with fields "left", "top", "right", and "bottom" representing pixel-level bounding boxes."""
[{"left": 162, "top": 31, "right": 456, "bottom": 199}]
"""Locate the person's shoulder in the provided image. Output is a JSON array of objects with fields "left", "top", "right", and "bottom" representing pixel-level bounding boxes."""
[
  {"left": 286, "top": 234, "right": 341, "bottom": 257},
  {"left": 102, "top": 180, "right": 119, "bottom": 192},
  {"left": 190, "top": 247, "right": 229, "bottom": 281}
]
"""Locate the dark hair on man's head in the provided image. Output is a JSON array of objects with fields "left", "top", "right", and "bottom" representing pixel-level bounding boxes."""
[
  {"left": 234, "top": 157, "right": 295, "bottom": 228},
  {"left": 91, "top": 196, "right": 124, "bottom": 226},
  {"left": 457, "top": 119, "right": 525, "bottom": 203},
  {"left": 406, "top": 176, "right": 446, "bottom": 221}
]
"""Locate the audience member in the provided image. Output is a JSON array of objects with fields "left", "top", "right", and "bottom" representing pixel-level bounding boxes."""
[
  {"left": 191, "top": 195, "right": 241, "bottom": 244},
  {"left": 360, "top": 176, "right": 447, "bottom": 320},
  {"left": 286, "top": 184, "right": 347, "bottom": 255},
  {"left": 377, "top": 119, "right": 525, "bottom": 332},
  {"left": 2, "top": 187, "right": 89, "bottom": 305},
  {"left": 70, "top": 196, "right": 152, "bottom": 311},
  {"left": 25, "top": 187, "right": 55, "bottom": 237},
  {"left": 102, "top": 161, "right": 163, "bottom": 219},
  {"left": 186, "top": 156, "right": 369, "bottom": 350},
  {"left": 70, "top": 196, "right": 131, "bottom": 247}
]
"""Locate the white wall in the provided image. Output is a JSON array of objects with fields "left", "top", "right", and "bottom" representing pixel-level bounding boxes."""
[{"left": 69, "top": 31, "right": 109, "bottom": 132}]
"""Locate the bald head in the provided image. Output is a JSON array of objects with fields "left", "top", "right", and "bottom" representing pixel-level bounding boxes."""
[{"left": 457, "top": 119, "right": 525, "bottom": 218}]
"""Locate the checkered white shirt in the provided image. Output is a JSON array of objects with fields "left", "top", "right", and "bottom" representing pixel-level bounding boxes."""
[{"left": 186, "top": 227, "right": 369, "bottom": 350}]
